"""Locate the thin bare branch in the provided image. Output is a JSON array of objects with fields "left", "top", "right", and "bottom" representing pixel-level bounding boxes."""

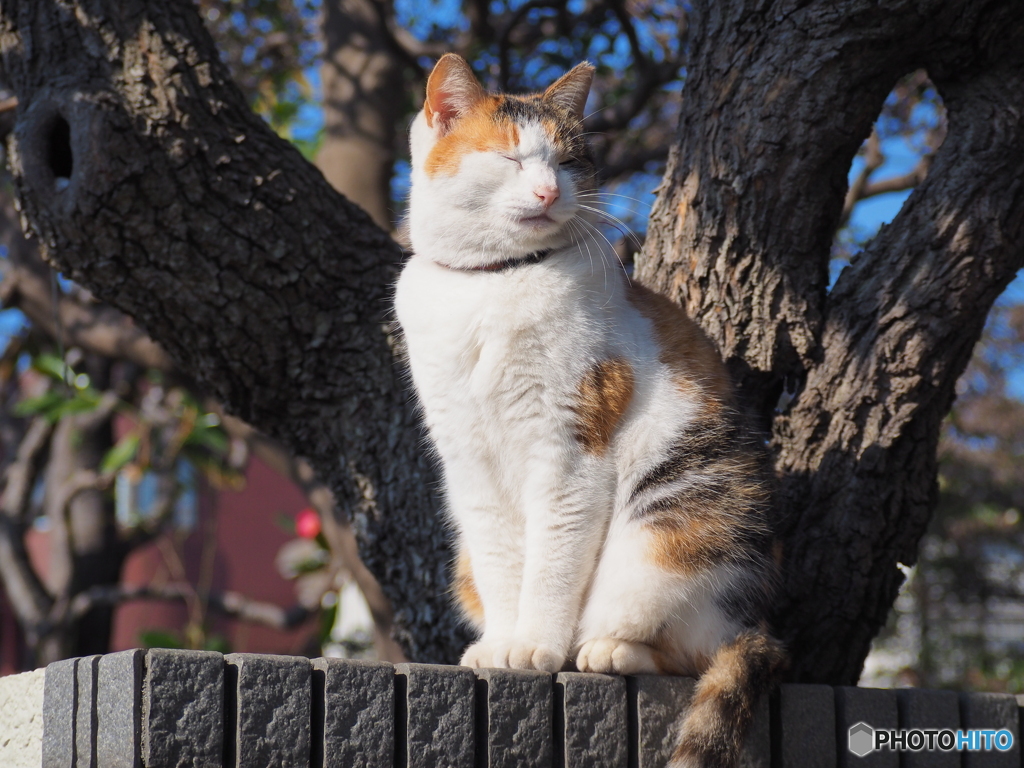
[
  {"left": 497, "top": 0, "right": 563, "bottom": 89},
  {"left": 0, "top": 255, "right": 174, "bottom": 371},
  {"left": 0, "top": 95, "right": 17, "bottom": 141},
  {"left": 368, "top": 0, "right": 465, "bottom": 74},
  {"left": 600, "top": 143, "right": 671, "bottom": 181},
  {"left": 0, "top": 417, "right": 55, "bottom": 630},
  {"left": 1, "top": 417, "right": 52, "bottom": 521},
  {"left": 840, "top": 130, "right": 934, "bottom": 227},
  {"left": 67, "top": 583, "right": 312, "bottom": 630},
  {"left": 841, "top": 128, "right": 884, "bottom": 225},
  {"left": 858, "top": 157, "right": 932, "bottom": 200}
]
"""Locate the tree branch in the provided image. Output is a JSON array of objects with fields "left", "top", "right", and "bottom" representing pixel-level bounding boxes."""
[
  {"left": 366, "top": 0, "right": 454, "bottom": 73},
  {"left": 584, "top": 1, "right": 680, "bottom": 135},
  {"left": 0, "top": 416, "right": 51, "bottom": 522},
  {"left": 67, "top": 583, "right": 312, "bottom": 630},
  {"left": 840, "top": 128, "right": 884, "bottom": 226},
  {"left": 858, "top": 157, "right": 932, "bottom": 200},
  {"left": 773, "top": 50, "right": 1024, "bottom": 682},
  {"left": 0, "top": 417, "right": 55, "bottom": 634},
  {"left": 0, "top": 253, "right": 174, "bottom": 370}
]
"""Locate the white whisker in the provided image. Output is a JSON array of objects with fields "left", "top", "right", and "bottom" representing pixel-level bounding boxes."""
[
  {"left": 574, "top": 216, "right": 632, "bottom": 286},
  {"left": 575, "top": 204, "right": 646, "bottom": 260}
]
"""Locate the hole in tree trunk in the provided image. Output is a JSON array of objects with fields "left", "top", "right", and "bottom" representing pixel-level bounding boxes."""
[
  {"left": 48, "top": 115, "right": 73, "bottom": 187},
  {"left": 830, "top": 69, "right": 946, "bottom": 289}
]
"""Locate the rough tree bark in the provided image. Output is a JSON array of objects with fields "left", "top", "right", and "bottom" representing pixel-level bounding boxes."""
[
  {"left": 641, "top": 0, "right": 1024, "bottom": 682},
  {"left": 0, "top": 0, "right": 468, "bottom": 663}
]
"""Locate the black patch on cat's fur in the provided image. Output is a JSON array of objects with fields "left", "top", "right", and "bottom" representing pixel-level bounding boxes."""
[
  {"left": 638, "top": 478, "right": 732, "bottom": 517},
  {"left": 713, "top": 568, "right": 775, "bottom": 629},
  {"left": 495, "top": 96, "right": 595, "bottom": 169},
  {"left": 628, "top": 417, "right": 743, "bottom": 503}
]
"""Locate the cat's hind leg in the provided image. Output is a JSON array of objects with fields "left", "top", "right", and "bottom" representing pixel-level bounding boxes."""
[
  {"left": 574, "top": 516, "right": 736, "bottom": 676},
  {"left": 576, "top": 637, "right": 661, "bottom": 674}
]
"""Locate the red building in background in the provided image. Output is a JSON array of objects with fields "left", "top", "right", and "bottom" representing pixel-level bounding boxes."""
[{"left": 0, "top": 457, "right": 317, "bottom": 674}]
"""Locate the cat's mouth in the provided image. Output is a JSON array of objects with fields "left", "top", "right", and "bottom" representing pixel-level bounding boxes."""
[{"left": 520, "top": 214, "right": 556, "bottom": 227}]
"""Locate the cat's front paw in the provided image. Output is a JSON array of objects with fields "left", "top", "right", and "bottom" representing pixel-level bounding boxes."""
[
  {"left": 460, "top": 639, "right": 507, "bottom": 669},
  {"left": 576, "top": 637, "right": 660, "bottom": 674},
  {"left": 507, "top": 640, "right": 564, "bottom": 672},
  {"left": 460, "top": 638, "right": 564, "bottom": 672}
]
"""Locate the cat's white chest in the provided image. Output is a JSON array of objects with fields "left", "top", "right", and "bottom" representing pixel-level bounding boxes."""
[
  {"left": 397, "top": 257, "right": 519, "bottom": 390},
  {"left": 397, "top": 260, "right": 544, "bottom": 391},
  {"left": 394, "top": 254, "right": 593, "bottom": 452}
]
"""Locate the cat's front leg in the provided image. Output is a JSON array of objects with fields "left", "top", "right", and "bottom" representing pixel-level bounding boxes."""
[
  {"left": 445, "top": 477, "right": 529, "bottom": 669},
  {"left": 455, "top": 534, "right": 526, "bottom": 669},
  {"left": 503, "top": 465, "right": 610, "bottom": 672}
]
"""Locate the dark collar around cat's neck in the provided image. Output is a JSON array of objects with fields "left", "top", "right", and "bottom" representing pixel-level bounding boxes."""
[{"left": 441, "top": 249, "right": 553, "bottom": 273}]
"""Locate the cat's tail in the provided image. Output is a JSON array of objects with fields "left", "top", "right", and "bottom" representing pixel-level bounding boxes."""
[{"left": 669, "top": 629, "right": 786, "bottom": 768}]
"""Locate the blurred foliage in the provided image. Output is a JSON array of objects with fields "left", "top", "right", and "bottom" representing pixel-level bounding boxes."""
[
  {"left": 919, "top": 303, "right": 1024, "bottom": 692},
  {"left": 198, "top": 0, "right": 321, "bottom": 136},
  {"left": 139, "top": 628, "right": 232, "bottom": 654},
  {"left": 11, "top": 348, "right": 244, "bottom": 499}
]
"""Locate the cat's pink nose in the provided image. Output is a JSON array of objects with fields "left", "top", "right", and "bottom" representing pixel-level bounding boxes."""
[{"left": 534, "top": 185, "right": 560, "bottom": 207}]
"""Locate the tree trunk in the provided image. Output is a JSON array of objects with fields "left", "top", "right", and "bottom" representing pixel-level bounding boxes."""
[
  {"left": 640, "top": 0, "right": 1024, "bottom": 682},
  {"left": 0, "top": 0, "right": 468, "bottom": 663},
  {"left": 315, "top": 0, "right": 406, "bottom": 230}
]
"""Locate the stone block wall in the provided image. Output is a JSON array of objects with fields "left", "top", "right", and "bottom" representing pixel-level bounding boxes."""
[
  {"left": 1, "top": 650, "right": 1022, "bottom": 767},
  {"left": 0, "top": 667, "right": 45, "bottom": 768}
]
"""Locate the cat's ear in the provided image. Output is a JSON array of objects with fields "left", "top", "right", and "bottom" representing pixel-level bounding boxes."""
[
  {"left": 425, "top": 54, "right": 487, "bottom": 134},
  {"left": 543, "top": 62, "right": 595, "bottom": 121}
]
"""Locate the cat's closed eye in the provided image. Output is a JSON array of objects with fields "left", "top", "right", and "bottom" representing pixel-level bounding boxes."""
[{"left": 500, "top": 154, "right": 523, "bottom": 169}]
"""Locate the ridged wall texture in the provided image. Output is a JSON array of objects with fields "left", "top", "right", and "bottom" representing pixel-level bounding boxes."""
[{"left": 1, "top": 651, "right": 1019, "bottom": 767}]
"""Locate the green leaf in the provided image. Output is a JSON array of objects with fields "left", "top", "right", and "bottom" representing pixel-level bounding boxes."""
[
  {"left": 12, "top": 390, "right": 64, "bottom": 418},
  {"left": 139, "top": 629, "right": 182, "bottom": 649},
  {"left": 46, "top": 391, "right": 102, "bottom": 420},
  {"left": 203, "top": 634, "right": 232, "bottom": 654},
  {"left": 32, "top": 353, "right": 72, "bottom": 382},
  {"left": 101, "top": 433, "right": 140, "bottom": 474},
  {"left": 183, "top": 425, "right": 229, "bottom": 454}
]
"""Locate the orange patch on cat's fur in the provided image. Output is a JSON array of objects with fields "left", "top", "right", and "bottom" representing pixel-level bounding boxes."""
[
  {"left": 573, "top": 358, "right": 634, "bottom": 455},
  {"left": 648, "top": 631, "right": 712, "bottom": 677},
  {"left": 453, "top": 551, "right": 484, "bottom": 627},
  {"left": 425, "top": 99, "right": 520, "bottom": 177},
  {"left": 647, "top": 511, "right": 740, "bottom": 576},
  {"left": 626, "top": 283, "right": 731, "bottom": 404}
]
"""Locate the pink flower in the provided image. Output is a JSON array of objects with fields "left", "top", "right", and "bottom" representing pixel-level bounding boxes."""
[{"left": 296, "top": 508, "right": 321, "bottom": 539}]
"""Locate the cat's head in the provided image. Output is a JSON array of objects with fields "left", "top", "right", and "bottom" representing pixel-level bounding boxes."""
[{"left": 408, "top": 54, "right": 596, "bottom": 268}]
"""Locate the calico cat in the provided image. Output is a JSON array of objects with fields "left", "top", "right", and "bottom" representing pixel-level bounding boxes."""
[{"left": 394, "top": 53, "right": 786, "bottom": 768}]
